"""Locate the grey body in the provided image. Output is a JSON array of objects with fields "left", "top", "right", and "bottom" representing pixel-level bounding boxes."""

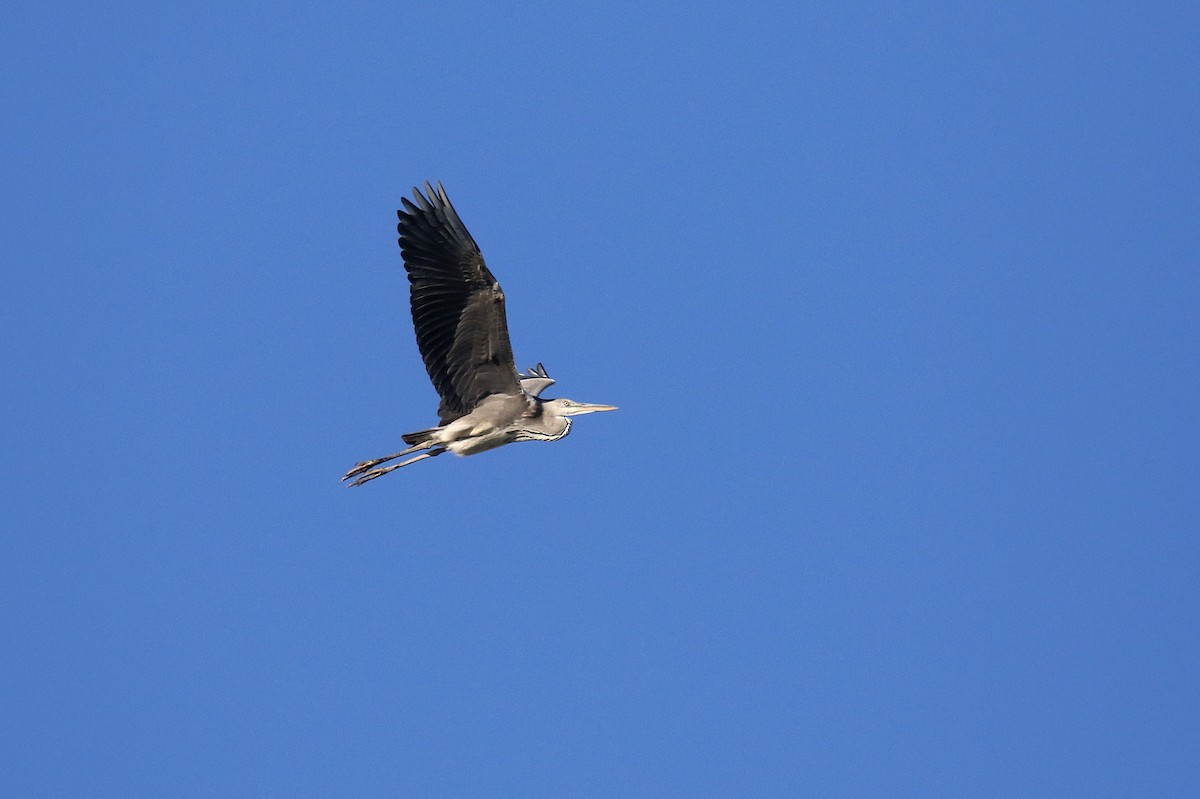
[{"left": 343, "top": 183, "right": 615, "bottom": 486}]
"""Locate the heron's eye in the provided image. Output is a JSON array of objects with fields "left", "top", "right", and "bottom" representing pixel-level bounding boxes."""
[{"left": 562, "top": 401, "right": 573, "bottom": 407}]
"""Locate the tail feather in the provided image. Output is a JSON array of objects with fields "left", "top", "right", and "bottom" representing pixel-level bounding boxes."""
[{"left": 401, "top": 427, "right": 439, "bottom": 446}]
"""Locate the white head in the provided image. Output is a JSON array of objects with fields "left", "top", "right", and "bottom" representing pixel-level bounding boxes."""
[{"left": 542, "top": 398, "right": 619, "bottom": 418}]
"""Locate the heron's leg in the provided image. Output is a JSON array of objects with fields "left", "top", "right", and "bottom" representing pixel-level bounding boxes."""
[
  {"left": 347, "top": 448, "right": 446, "bottom": 487},
  {"left": 343, "top": 441, "right": 437, "bottom": 481}
]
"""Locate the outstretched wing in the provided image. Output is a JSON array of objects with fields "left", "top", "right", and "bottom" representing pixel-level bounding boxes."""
[
  {"left": 398, "top": 182, "right": 521, "bottom": 423},
  {"left": 519, "top": 362, "right": 556, "bottom": 398}
]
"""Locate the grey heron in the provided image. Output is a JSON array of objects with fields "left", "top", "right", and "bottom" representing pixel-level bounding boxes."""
[{"left": 343, "top": 182, "right": 617, "bottom": 486}]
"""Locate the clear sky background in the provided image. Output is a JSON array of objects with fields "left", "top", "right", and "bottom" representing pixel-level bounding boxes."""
[{"left": 2, "top": 2, "right": 1198, "bottom": 796}]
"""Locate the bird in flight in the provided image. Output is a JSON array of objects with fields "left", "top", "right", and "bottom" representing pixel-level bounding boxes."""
[{"left": 343, "top": 183, "right": 617, "bottom": 486}]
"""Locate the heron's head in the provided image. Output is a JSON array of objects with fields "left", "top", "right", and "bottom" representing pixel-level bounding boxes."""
[{"left": 543, "top": 398, "right": 619, "bottom": 418}]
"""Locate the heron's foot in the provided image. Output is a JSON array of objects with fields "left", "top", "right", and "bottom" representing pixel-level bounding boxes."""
[
  {"left": 343, "top": 456, "right": 395, "bottom": 481},
  {"left": 346, "top": 466, "right": 393, "bottom": 487}
]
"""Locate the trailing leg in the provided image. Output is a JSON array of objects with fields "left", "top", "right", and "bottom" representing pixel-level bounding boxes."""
[
  {"left": 342, "top": 440, "right": 438, "bottom": 482},
  {"left": 345, "top": 447, "right": 446, "bottom": 486}
]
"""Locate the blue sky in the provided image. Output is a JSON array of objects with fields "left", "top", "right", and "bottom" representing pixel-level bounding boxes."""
[{"left": 2, "top": 2, "right": 1198, "bottom": 796}]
